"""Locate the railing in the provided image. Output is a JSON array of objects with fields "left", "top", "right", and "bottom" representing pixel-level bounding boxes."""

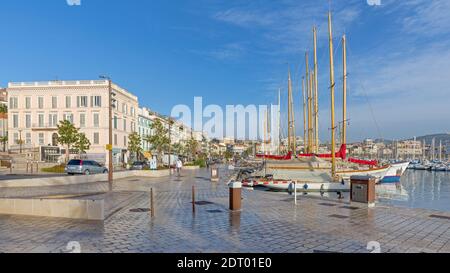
[
  {"left": 8, "top": 80, "right": 109, "bottom": 88},
  {"left": 31, "top": 123, "right": 58, "bottom": 129}
]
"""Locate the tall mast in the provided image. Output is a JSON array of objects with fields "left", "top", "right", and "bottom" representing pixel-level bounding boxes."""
[
  {"left": 313, "top": 26, "right": 319, "bottom": 153},
  {"left": 439, "top": 140, "right": 442, "bottom": 162},
  {"left": 287, "top": 69, "right": 292, "bottom": 152},
  {"left": 302, "top": 77, "right": 307, "bottom": 153},
  {"left": 263, "top": 109, "right": 267, "bottom": 155},
  {"left": 278, "top": 88, "right": 281, "bottom": 155},
  {"left": 342, "top": 35, "right": 347, "bottom": 148},
  {"left": 308, "top": 70, "right": 313, "bottom": 154},
  {"left": 328, "top": 11, "right": 337, "bottom": 178},
  {"left": 305, "top": 52, "right": 310, "bottom": 153},
  {"left": 288, "top": 68, "right": 296, "bottom": 154}
]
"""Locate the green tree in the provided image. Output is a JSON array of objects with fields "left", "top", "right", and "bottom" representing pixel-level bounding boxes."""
[
  {"left": 128, "top": 132, "right": 142, "bottom": 162},
  {"left": 186, "top": 137, "right": 200, "bottom": 161},
  {"left": 0, "top": 136, "right": 7, "bottom": 152},
  {"left": 73, "top": 133, "right": 91, "bottom": 159},
  {"left": 0, "top": 104, "right": 7, "bottom": 114},
  {"left": 172, "top": 142, "right": 185, "bottom": 157},
  {"left": 56, "top": 120, "right": 79, "bottom": 162},
  {"left": 145, "top": 119, "right": 169, "bottom": 165},
  {"left": 224, "top": 150, "right": 233, "bottom": 161}
]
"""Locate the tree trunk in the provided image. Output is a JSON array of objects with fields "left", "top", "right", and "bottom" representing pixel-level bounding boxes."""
[{"left": 66, "top": 145, "right": 70, "bottom": 163}]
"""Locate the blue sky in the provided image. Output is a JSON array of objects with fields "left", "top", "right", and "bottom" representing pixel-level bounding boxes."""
[{"left": 0, "top": 0, "right": 449, "bottom": 142}]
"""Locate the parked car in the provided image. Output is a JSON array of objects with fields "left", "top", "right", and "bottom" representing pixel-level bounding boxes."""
[
  {"left": 130, "top": 161, "right": 148, "bottom": 170},
  {"left": 65, "top": 159, "right": 108, "bottom": 175}
]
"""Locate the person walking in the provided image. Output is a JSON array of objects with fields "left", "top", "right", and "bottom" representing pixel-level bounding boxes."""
[{"left": 176, "top": 158, "right": 183, "bottom": 176}]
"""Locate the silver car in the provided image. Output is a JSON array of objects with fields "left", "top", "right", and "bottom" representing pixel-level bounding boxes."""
[{"left": 65, "top": 159, "right": 108, "bottom": 175}]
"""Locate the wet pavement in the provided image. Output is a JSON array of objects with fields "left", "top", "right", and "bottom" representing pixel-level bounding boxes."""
[{"left": 1, "top": 167, "right": 450, "bottom": 253}]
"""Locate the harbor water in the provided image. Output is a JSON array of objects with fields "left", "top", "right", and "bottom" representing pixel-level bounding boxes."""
[{"left": 378, "top": 170, "right": 450, "bottom": 212}]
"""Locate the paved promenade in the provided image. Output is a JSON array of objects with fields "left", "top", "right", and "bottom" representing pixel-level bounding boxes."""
[{"left": 1, "top": 167, "right": 450, "bottom": 253}]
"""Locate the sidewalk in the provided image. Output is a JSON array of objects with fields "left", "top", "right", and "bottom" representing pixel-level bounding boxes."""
[{"left": 1, "top": 167, "right": 450, "bottom": 253}]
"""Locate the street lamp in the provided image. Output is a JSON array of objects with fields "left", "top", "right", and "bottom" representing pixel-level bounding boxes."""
[
  {"left": 168, "top": 118, "right": 174, "bottom": 175},
  {"left": 100, "top": 75, "right": 114, "bottom": 191},
  {"left": 18, "top": 129, "right": 23, "bottom": 154}
]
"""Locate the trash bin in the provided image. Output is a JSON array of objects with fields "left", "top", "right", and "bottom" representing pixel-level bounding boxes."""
[
  {"left": 211, "top": 167, "right": 219, "bottom": 182},
  {"left": 350, "top": 176, "right": 376, "bottom": 206},
  {"left": 229, "top": 181, "right": 242, "bottom": 211}
]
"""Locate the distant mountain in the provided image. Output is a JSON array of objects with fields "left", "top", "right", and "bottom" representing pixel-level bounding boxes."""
[{"left": 409, "top": 133, "right": 450, "bottom": 145}]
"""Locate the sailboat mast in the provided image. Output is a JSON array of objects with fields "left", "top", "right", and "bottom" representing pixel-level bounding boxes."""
[
  {"left": 440, "top": 140, "right": 442, "bottom": 162},
  {"left": 305, "top": 53, "right": 310, "bottom": 153},
  {"left": 308, "top": 70, "right": 313, "bottom": 154},
  {"left": 278, "top": 89, "right": 281, "bottom": 155},
  {"left": 328, "top": 11, "right": 337, "bottom": 178},
  {"left": 288, "top": 68, "right": 296, "bottom": 153},
  {"left": 302, "top": 77, "right": 307, "bottom": 153},
  {"left": 313, "top": 26, "right": 319, "bottom": 153},
  {"left": 287, "top": 69, "right": 292, "bottom": 152},
  {"left": 342, "top": 35, "right": 347, "bottom": 147}
]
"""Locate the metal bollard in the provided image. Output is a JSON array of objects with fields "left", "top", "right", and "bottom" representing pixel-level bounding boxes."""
[
  {"left": 229, "top": 181, "right": 242, "bottom": 211},
  {"left": 150, "top": 188, "right": 155, "bottom": 218},
  {"left": 211, "top": 167, "right": 219, "bottom": 182},
  {"left": 192, "top": 185, "right": 196, "bottom": 214}
]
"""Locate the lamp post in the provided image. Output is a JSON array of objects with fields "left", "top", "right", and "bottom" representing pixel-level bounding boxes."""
[
  {"left": 18, "top": 129, "right": 23, "bottom": 154},
  {"left": 168, "top": 118, "right": 173, "bottom": 175},
  {"left": 100, "top": 76, "right": 114, "bottom": 191}
]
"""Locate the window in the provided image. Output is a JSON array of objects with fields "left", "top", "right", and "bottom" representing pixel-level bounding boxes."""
[
  {"left": 38, "top": 114, "right": 44, "bottom": 127},
  {"left": 9, "top": 97, "right": 18, "bottom": 109},
  {"left": 123, "top": 119, "right": 127, "bottom": 131},
  {"left": 64, "top": 113, "right": 73, "bottom": 124},
  {"left": 13, "top": 133, "right": 18, "bottom": 144},
  {"left": 131, "top": 122, "right": 135, "bottom": 132},
  {"left": 93, "top": 132, "right": 99, "bottom": 145},
  {"left": 114, "top": 116, "right": 118, "bottom": 129},
  {"left": 114, "top": 134, "right": 118, "bottom": 146},
  {"left": 26, "top": 133, "right": 31, "bottom": 145},
  {"left": 38, "top": 97, "right": 44, "bottom": 109},
  {"left": 65, "top": 96, "right": 71, "bottom": 108},
  {"left": 25, "top": 114, "right": 31, "bottom": 128},
  {"left": 38, "top": 133, "right": 44, "bottom": 145},
  {"left": 93, "top": 113, "right": 99, "bottom": 128},
  {"left": 13, "top": 114, "right": 19, "bottom": 128},
  {"left": 77, "top": 96, "right": 88, "bottom": 107},
  {"left": 49, "top": 114, "right": 58, "bottom": 127},
  {"left": 52, "top": 96, "right": 58, "bottom": 108},
  {"left": 92, "top": 96, "right": 102, "bottom": 107},
  {"left": 25, "top": 97, "right": 31, "bottom": 109},
  {"left": 131, "top": 107, "right": 135, "bottom": 117},
  {"left": 80, "top": 113, "right": 86, "bottom": 128}
]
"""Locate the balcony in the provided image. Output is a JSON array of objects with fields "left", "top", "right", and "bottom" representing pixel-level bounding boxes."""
[{"left": 31, "top": 123, "right": 58, "bottom": 131}]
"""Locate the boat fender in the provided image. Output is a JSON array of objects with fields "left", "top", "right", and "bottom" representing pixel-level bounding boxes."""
[
  {"left": 320, "top": 184, "right": 325, "bottom": 191},
  {"left": 303, "top": 183, "right": 309, "bottom": 190},
  {"left": 288, "top": 182, "right": 294, "bottom": 195}
]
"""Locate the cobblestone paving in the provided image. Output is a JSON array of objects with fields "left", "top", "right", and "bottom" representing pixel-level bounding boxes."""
[{"left": 1, "top": 167, "right": 450, "bottom": 253}]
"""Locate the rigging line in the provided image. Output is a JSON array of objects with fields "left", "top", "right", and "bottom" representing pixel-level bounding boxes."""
[{"left": 346, "top": 39, "right": 384, "bottom": 141}]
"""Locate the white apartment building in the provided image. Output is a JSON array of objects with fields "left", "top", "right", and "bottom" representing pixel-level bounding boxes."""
[
  {"left": 138, "top": 107, "right": 153, "bottom": 152},
  {"left": 7, "top": 80, "right": 138, "bottom": 166}
]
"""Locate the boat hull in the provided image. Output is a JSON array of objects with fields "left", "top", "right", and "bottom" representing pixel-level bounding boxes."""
[{"left": 379, "top": 162, "right": 410, "bottom": 184}]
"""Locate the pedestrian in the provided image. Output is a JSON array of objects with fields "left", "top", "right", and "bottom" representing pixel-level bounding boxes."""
[{"left": 176, "top": 158, "right": 183, "bottom": 176}]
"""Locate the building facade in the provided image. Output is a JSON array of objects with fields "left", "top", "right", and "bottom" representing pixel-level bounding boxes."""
[
  {"left": 137, "top": 107, "right": 153, "bottom": 152},
  {"left": 7, "top": 80, "right": 138, "bottom": 166},
  {"left": 0, "top": 88, "right": 7, "bottom": 143}
]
